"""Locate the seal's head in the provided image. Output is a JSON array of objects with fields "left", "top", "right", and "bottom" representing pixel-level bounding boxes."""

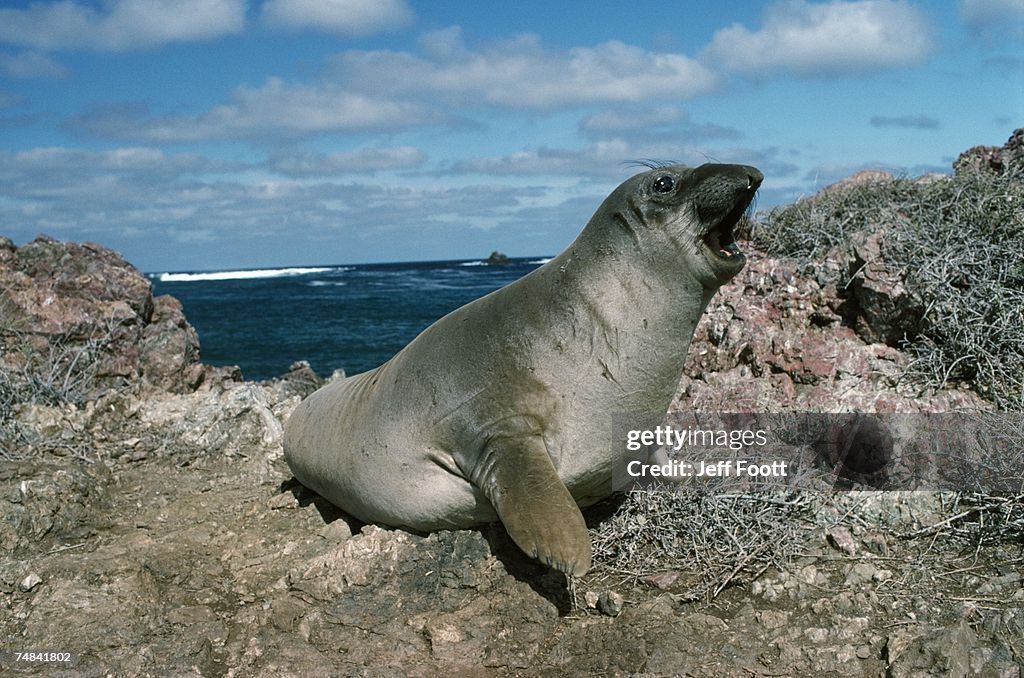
[{"left": 604, "top": 162, "right": 762, "bottom": 289}]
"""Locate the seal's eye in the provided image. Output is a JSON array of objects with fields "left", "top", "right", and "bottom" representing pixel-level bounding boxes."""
[{"left": 652, "top": 175, "right": 675, "bottom": 193}]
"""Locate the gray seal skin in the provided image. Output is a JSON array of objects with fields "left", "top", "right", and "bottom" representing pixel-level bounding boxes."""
[{"left": 284, "top": 163, "right": 763, "bottom": 576}]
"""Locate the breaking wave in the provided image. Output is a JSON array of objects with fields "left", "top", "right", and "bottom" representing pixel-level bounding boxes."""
[{"left": 154, "top": 266, "right": 349, "bottom": 282}]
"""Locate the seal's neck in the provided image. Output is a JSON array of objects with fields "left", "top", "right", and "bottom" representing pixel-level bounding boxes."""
[
  {"left": 549, "top": 232, "right": 720, "bottom": 393},
  {"left": 567, "top": 222, "right": 719, "bottom": 331}
]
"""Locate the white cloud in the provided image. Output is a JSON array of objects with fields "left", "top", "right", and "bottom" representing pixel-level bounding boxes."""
[
  {"left": 0, "top": 0, "right": 245, "bottom": 52},
  {"left": 0, "top": 145, "right": 244, "bottom": 252},
  {"left": 210, "top": 79, "right": 440, "bottom": 135},
  {"left": 450, "top": 143, "right": 635, "bottom": 178},
  {"left": 0, "top": 144, "right": 577, "bottom": 269},
  {"left": 269, "top": 146, "right": 426, "bottom": 175},
  {"left": 7, "top": 146, "right": 165, "bottom": 170},
  {"left": 0, "top": 50, "right": 68, "bottom": 78},
  {"left": 72, "top": 29, "right": 720, "bottom": 142},
  {"left": 0, "top": 146, "right": 232, "bottom": 184},
  {"left": 449, "top": 141, "right": 801, "bottom": 182},
  {"left": 577, "top": 106, "right": 744, "bottom": 146},
  {"left": 71, "top": 78, "right": 443, "bottom": 141},
  {"left": 332, "top": 27, "right": 719, "bottom": 111},
  {"left": 703, "top": 0, "right": 933, "bottom": 77},
  {"left": 260, "top": 0, "right": 413, "bottom": 36}
]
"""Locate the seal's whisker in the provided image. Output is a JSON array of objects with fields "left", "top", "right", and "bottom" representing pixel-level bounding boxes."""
[{"left": 625, "top": 159, "right": 679, "bottom": 170}]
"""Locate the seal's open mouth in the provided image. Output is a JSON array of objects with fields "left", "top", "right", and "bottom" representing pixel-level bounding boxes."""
[{"left": 701, "top": 195, "right": 752, "bottom": 261}]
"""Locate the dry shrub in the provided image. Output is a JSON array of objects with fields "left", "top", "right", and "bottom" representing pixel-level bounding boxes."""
[
  {"left": 590, "top": 488, "right": 816, "bottom": 600},
  {"left": 901, "top": 491, "right": 1024, "bottom": 545},
  {"left": 754, "top": 174, "right": 918, "bottom": 261},
  {"left": 1, "top": 322, "right": 112, "bottom": 459}
]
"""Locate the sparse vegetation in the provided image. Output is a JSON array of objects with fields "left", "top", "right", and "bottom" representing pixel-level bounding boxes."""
[
  {"left": 590, "top": 485, "right": 1024, "bottom": 619},
  {"left": 754, "top": 174, "right": 919, "bottom": 261},
  {"left": 754, "top": 163, "right": 1024, "bottom": 410},
  {"left": 0, "top": 370, "right": 30, "bottom": 460},
  {"left": 0, "top": 319, "right": 112, "bottom": 460},
  {"left": 591, "top": 489, "right": 816, "bottom": 600},
  {"left": 901, "top": 491, "right": 1024, "bottom": 546}
]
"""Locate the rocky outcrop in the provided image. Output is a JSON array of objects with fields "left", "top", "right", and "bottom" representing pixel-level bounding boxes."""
[
  {"left": 844, "top": 231, "right": 925, "bottom": 347},
  {"left": 953, "top": 127, "right": 1024, "bottom": 176},
  {"left": 0, "top": 235, "right": 209, "bottom": 395},
  {"left": 677, "top": 247, "right": 985, "bottom": 413},
  {"left": 484, "top": 250, "right": 510, "bottom": 265},
  {"left": 820, "top": 169, "right": 895, "bottom": 193}
]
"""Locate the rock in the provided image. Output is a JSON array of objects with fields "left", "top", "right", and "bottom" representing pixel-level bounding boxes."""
[
  {"left": 845, "top": 562, "right": 879, "bottom": 586},
  {"left": 484, "top": 251, "right": 510, "bottom": 265},
  {"left": 139, "top": 294, "right": 204, "bottom": 392},
  {"left": 137, "top": 381, "right": 293, "bottom": 463},
  {"left": 318, "top": 519, "right": 353, "bottom": 543},
  {"left": 597, "top": 590, "right": 624, "bottom": 617},
  {"left": 0, "top": 235, "right": 209, "bottom": 397},
  {"left": 674, "top": 249, "right": 985, "bottom": 413},
  {"left": 0, "top": 460, "right": 116, "bottom": 555},
  {"left": 268, "top": 492, "right": 299, "bottom": 510},
  {"left": 274, "top": 360, "right": 323, "bottom": 398},
  {"left": 885, "top": 623, "right": 976, "bottom": 678},
  {"left": 757, "top": 609, "right": 790, "bottom": 629},
  {"left": 845, "top": 231, "right": 924, "bottom": 346},
  {"left": 821, "top": 169, "right": 896, "bottom": 194},
  {"left": 19, "top": 572, "right": 42, "bottom": 592},
  {"left": 954, "top": 128, "right": 1024, "bottom": 176},
  {"left": 860, "top": 532, "right": 890, "bottom": 556},
  {"left": 641, "top": 570, "right": 680, "bottom": 590},
  {"left": 827, "top": 526, "right": 859, "bottom": 555},
  {"left": 872, "top": 569, "right": 892, "bottom": 583}
]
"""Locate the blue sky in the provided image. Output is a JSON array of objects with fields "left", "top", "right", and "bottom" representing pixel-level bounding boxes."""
[{"left": 0, "top": 0, "right": 1021, "bottom": 272}]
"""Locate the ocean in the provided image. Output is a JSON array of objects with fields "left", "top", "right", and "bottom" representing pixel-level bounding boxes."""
[{"left": 149, "top": 257, "right": 551, "bottom": 382}]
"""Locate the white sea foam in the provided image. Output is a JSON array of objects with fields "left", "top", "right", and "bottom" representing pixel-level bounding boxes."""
[
  {"left": 155, "top": 266, "right": 349, "bottom": 282},
  {"left": 459, "top": 257, "right": 552, "bottom": 267}
]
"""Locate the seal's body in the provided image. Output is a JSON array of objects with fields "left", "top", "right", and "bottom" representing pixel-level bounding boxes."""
[{"left": 285, "top": 163, "right": 762, "bottom": 575}]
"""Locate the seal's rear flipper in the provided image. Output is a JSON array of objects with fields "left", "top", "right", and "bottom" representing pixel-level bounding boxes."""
[{"left": 472, "top": 434, "right": 591, "bottom": 576}]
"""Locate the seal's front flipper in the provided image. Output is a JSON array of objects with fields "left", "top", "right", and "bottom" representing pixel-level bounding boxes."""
[{"left": 471, "top": 434, "right": 591, "bottom": 576}]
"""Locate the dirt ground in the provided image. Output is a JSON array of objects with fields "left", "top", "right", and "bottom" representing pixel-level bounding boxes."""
[{"left": 1, "top": 383, "right": 1021, "bottom": 677}]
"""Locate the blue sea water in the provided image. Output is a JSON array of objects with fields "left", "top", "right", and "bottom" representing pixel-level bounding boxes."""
[{"left": 149, "top": 257, "right": 551, "bottom": 382}]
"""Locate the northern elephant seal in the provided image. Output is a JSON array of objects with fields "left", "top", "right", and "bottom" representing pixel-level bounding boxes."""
[{"left": 284, "top": 163, "right": 763, "bottom": 575}]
